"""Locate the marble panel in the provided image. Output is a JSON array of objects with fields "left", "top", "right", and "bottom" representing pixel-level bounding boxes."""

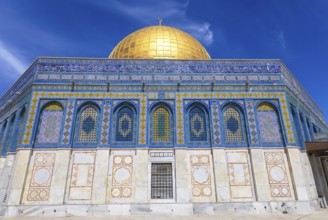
[
  {"left": 264, "top": 151, "right": 292, "bottom": 199},
  {"left": 107, "top": 151, "right": 135, "bottom": 203},
  {"left": 226, "top": 151, "right": 253, "bottom": 200},
  {"left": 189, "top": 152, "right": 215, "bottom": 202},
  {"left": 26, "top": 152, "right": 56, "bottom": 202},
  {"left": 68, "top": 152, "right": 96, "bottom": 201}
]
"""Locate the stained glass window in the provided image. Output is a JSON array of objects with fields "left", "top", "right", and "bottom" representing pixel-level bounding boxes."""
[
  {"left": 115, "top": 107, "right": 134, "bottom": 142},
  {"left": 189, "top": 107, "right": 207, "bottom": 142},
  {"left": 153, "top": 106, "right": 171, "bottom": 142},
  {"left": 257, "top": 103, "right": 282, "bottom": 143},
  {"left": 37, "top": 103, "right": 63, "bottom": 144},
  {"left": 224, "top": 106, "right": 243, "bottom": 142},
  {"left": 78, "top": 106, "right": 99, "bottom": 143},
  {"left": 5, "top": 115, "right": 16, "bottom": 152}
]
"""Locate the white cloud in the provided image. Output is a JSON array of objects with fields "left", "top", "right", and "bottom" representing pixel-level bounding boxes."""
[
  {"left": 0, "top": 41, "right": 28, "bottom": 78},
  {"left": 95, "top": 0, "right": 214, "bottom": 45}
]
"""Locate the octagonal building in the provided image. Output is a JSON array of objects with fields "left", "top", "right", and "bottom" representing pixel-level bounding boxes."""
[{"left": 0, "top": 25, "right": 327, "bottom": 217}]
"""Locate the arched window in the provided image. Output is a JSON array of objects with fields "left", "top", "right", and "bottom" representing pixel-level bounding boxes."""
[
  {"left": 77, "top": 105, "right": 99, "bottom": 143},
  {"left": 36, "top": 103, "right": 64, "bottom": 144},
  {"left": 151, "top": 105, "right": 173, "bottom": 143},
  {"left": 188, "top": 106, "right": 208, "bottom": 142},
  {"left": 223, "top": 105, "right": 244, "bottom": 142},
  {"left": 115, "top": 106, "right": 135, "bottom": 142},
  {"left": 0, "top": 121, "right": 7, "bottom": 154},
  {"left": 5, "top": 115, "right": 16, "bottom": 152},
  {"left": 16, "top": 107, "right": 26, "bottom": 147},
  {"left": 257, "top": 103, "right": 283, "bottom": 144},
  {"left": 291, "top": 107, "right": 304, "bottom": 147}
]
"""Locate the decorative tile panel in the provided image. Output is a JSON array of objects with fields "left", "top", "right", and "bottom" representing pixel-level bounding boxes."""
[
  {"left": 37, "top": 110, "right": 63, "bottom": 144},
  {"left": 246, "top": 101, "right": 259, "bottom": 144},
  {"left": 62, "top": 100, "right": 75, "bottom": 145},
  {"left": 211, "top": 103, "right": 221, "bottom": 144},
  {"left": 100, "top": 101, "right": 110, "bottom": 145},
  {"left": 139, "top": 93, "right": 147, "bottom": 145},
  {"left": 226, "top": 152, "right": 253, "bottom": 199},
  {"left": 22, "top": 91, "right": 295, "bottom": 146},
  {"left": 190, "top": 155, "right": 212, "bottom": 197},
  {"left": 264, "top": 151, "right": 291, "bottom": 198},
  {"left": 68, "top": 152, "right": 96, "bottom": 200},
  {"left": 176, "top": 93, "right": 184, "bottom": 144},
  {"left": 258, "top": 110, "right": 282, "bottom": 143},
  {"left": 27, "top": 153, "right": 56, "bottom": 201},
  {"left": 109, "top": 155, "right": 134, "bottom": 199}
]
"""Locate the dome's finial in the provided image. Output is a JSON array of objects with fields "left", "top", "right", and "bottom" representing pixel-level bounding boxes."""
[{"left": 158, "top": 17, "right": 163, "bottom": 26}]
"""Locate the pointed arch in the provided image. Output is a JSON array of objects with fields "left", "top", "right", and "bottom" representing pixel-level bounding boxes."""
[
  {"left": 0, "top": 120, "right": 8, "bottom": 155},
  {"left": 150, "top": 103, "right": 174, "bottom": 144},
  {"left": 76, "top": 103, "right": 100, "bottom": 143},
  {"left": 222, "top": 103, "right": 246, "bottom": 143},
  {"left": 16, "top": 106, "right": 27, "bottom": 147},
  {"left": 257, "top": 102, "right": 283, "bottom": 144},
  {"left": 186, "top": 102, "right": 209, "bottom": 143},
  {"left": 36, "top": 102, "right": 64, "bottom": 144},
  {"left": 113, "top": 102, "right": 137, "bottom": 143}
]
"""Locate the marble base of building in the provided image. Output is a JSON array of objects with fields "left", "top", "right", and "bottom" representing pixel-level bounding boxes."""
[{"left": 0, "top": 147, "right": 322, "bottom": 217}]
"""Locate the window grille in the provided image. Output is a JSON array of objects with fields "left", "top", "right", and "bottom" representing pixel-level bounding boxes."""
[
  {"left": 224, "top": 106, "right": 243, "bottom": 141},
  {"left": 153, "top": 107, "right": 171, "bottom": 142},
  {"left": 189, "top": 107, "right": 207, "bottom": 142},
  {"left": 151, "top": 163, "right": 173, "bottom": 199},
  {"left": 78, "top": 106, "right": 98, "bottom": 142},
  {"left": 115, "top": 107, "right": 134, "bottom": 142}
]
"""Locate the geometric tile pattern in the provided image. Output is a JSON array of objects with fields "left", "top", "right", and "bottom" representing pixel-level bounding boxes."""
[
  {"left": 115, "top": 107, "right": 134, "bottom": 142},
  {"left": 36, "top": 110, "right": 63, "bottom": 144},
  {"left": 264, "top": 151, "right": 291, "bottom": 198},
  {"left": 258, "top": 110, "right": 282, "bottom": 143},
  {"left": 190, "top": 155, "right": 212, "bottom": 197},
  {"left": 189, "top": 107, "right": 207, "bottom": 142},
  {"left": 139, "top": 94, "right": 147, "bottom": 145},
  {"left": 27, "top": 153, "right": 56, "bottom": 201},
  {"left": 226, "top": 151, "right": 253, "bottom": 199},
  {"left": 153, "top": 107, "right": 171, "bottom": 142},
  {"left": 68, "top": 152, "right": 96, "bottom": 200},
  {"left": 224, "top": 107, "right": 243, "bottom": 142},
  {"left": 77, "top": 106, "right": 98, "bottom": 142},
  {"left": 100, "top": 101, "right": 111, "bottom": 145},
  {"left": 22, "top": 91, "right": 295, "bottom": 145},
  {"left": 211, "top": 103, "right": 221, "bottom": 144},
  {"left": 176, "top": 93, "right": 184, "bottom": 144},
  {"left": 246, "top": 101, "right": 259, "bottom": 144},
  {"left": 110, "top": 155, "right": 133, "bottom": 199},
  {"left": 62, "top": 100, "right": 75, "bottom": 144}
]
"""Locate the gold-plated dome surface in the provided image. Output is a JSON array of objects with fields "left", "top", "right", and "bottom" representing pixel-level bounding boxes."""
[{"left": 109, "top": 26, "right": 211, "bottom": 60}]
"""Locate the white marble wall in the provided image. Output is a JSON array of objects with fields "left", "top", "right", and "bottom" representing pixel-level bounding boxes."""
[{"left": 3, "top": 147, "right": 320, "bottom": 213}]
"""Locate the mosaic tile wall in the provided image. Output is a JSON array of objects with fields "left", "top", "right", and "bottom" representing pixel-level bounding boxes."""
[
  {"left": 22, "top": 91, "right": 296, "bottom": 148},
  {"left": 211, "top": 102, "right": 221, "bottom": 144},
  {"left": 258, "top": 110, "right": 282, "bottom": 143},
  {"left": 189, "top": 107, "right": 207, "bottom": 142},
  {"left": 246, "top": 101, "right": 259, "bottom": 145},
  {"left": 224, "top": 107, "right": 243, "bottom": 142},
  {"left": 37, "top": 111, "right": 63, "bottom": 144}
]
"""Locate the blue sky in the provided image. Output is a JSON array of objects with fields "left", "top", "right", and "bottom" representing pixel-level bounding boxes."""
[{"left": 0, "top": 0, "right": 327, "bottom": 122}]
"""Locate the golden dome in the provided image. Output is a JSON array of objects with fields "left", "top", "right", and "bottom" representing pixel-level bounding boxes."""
[{"left": 109, "top": 25, "right": 211, "bottom": 60}]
